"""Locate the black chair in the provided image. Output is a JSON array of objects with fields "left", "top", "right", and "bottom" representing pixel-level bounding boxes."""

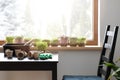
[{"left": 63, "top": 25, "right": 119, "bottom": 80}]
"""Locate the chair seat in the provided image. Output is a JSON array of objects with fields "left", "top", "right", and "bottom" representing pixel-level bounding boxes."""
[{"left": 63, "top": 75, "right": 104, "bottom": 80}]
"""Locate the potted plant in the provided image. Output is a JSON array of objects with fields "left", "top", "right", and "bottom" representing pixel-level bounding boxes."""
[
  {"left": 77, "top": 37, "right": 86, "bottom": 47},
  {"left": 23, "top": 38, "right": 31, "bottom": 43},
  {"left": 59, "top": 36, "right": 69, "bottom": 46},
  {"left": 14, "top": 36, "right": 23, "bottom": 43},
  {"left": 42, "top": 39, "right": 50, "bottom": 46},
  {"left": 6, "top": 36, "right": 14, "bottom": 43},
  {"left": 104, "top": 58, "right": 120, "bottom": 80},
  {"left": 69, "top": 37, "right": 77, "bottom": 47},
  {"left": 32, "top": 38, "right": 41, "bottom": 47},
  {"left": 50, "top": 38, "right": 59, "bottom": 46},
  {"left": 35, "top": 41, "right": 48, "bottom": 52}
]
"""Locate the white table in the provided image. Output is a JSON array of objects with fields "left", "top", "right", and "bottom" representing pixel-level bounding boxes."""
[{"left": 0, "top": 53, "right": 58, "bottom": 80}]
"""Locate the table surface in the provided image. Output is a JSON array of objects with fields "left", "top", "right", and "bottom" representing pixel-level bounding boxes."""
[
  {"left": 0, "top": 53, "right": 58, "bottom": 80},
  {"left": 0, "top": 53, "right": 58, "bottom": 62}
]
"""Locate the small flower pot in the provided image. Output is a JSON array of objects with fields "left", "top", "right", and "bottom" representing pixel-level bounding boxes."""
[
  {"left": 14, "top": 36, "right": 23, "bottom": 43},
  {"left": 59, "top": 36, "right": 69, "bottom": 46},
  {"left": 77, "top": 37, "right": 86, "bottom": 47},
  {"left": 78, "top": 43, "right": 86, "bottom": 47},
  {"left": 69, "top": 37, "right": 77, "bottom": 47},
  {"left": 50, "top": 39, "right": 59, "bottom": 47}
]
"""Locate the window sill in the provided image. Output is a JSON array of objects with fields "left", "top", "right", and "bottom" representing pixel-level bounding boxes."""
[
  {"left": 0, "top": 45, "right": 102, "bottom": 53},
  {"left": 46, "top": 46, "right": 102, "bottom": 51}
]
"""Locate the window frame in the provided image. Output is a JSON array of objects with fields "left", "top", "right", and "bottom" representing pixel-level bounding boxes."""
[
  {"left": 86, "top": 0, "right": 98, "bottom": 45},
  {"left": 0, "top": 0, "right": 98, "bottom": 46}
]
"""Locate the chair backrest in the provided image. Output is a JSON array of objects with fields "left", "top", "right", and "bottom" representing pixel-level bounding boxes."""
[{"left": 97, "top": 25, "right": 119, "bottom": 80}]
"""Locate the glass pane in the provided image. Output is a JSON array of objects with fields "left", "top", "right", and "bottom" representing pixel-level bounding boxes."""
[{"left": 0, "top": 0, "right": 93, "bottom": 40}]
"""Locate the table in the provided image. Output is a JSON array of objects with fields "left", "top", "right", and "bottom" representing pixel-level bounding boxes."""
[{"left": 0, "top": 53, "right": 58, "bottom": 80}]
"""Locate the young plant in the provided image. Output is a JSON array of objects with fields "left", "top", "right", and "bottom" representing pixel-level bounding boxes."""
[
  {"left": 14, "top": 36, "right": 23, "bottom": 43},
  {"left": 23, "top": 38, "right": 31, "bottom": 43},
  {"left": 77, "top": 37, "right": 86, "bottom": 47},
  {"left": 69, "top": 37, "right": 77, "bottom": 47},
  {"left": 59, "top": 36, "right": 69, "bottom": 46},
  {"left": 50, "top": 39, "right": 59, "bottom": 46},
  {"left": 32, "top": 38, "right": 41, "bottom": 47},
  {"left": 6, "top": 36, "right": 14, "bottom": 43},
  {"left": 104, "top": 58, "right": 120, "bottom": 80},
  {"left": 42, "top": 39, "right": 50, "bottom": 46},
  {"left": 35, "top": 41, "right": 48, "bottom": 52}
]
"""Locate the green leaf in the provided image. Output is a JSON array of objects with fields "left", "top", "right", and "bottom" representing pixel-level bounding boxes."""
[
  {"left": 111, "top": 68, "right": 120, "bottom": 79},
  {"left": 104, "top": 62, "right": 120, "bottom": 80},
  {"left": 104, "top": 62, "right": 119, "bottom": 71}
]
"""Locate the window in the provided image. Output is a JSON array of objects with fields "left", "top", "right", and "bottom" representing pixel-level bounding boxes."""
[{"left": 0, "top": 0, "right": 98, "bottom": 45}]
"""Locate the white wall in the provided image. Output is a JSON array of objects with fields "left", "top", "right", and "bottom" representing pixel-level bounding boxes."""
[
  {"left": 100, "top": 0, "right": 120, "bottom": 61},
  {"left": 0, "top": 0, "right": 120, "bottom": 80}
]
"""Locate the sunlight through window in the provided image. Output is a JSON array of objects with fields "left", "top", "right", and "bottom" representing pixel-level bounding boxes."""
[{"left": 0, "top": 0, "right": 94, "bottom": 41}]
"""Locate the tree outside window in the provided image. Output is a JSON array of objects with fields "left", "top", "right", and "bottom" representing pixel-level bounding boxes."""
[{"left": 0, "top": 0, "right": 98, "bottom": 45}]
